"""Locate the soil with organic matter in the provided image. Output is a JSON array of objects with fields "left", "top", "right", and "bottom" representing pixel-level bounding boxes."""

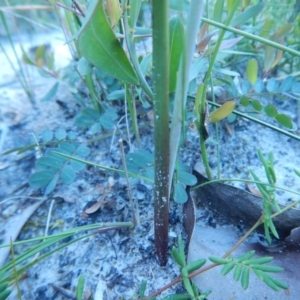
[{"left": 1, "top": 31, "right": 300, "bottom": 300}]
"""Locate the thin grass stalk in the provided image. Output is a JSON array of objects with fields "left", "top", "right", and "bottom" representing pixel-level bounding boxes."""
[
  {"left": 168, "top": 0, "right": 205, "bottom": 192},
  {"left": 152, "top": 0, "right": 170, "bottom": 266}
]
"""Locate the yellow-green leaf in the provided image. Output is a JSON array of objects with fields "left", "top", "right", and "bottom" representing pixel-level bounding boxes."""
[
  {"left": 275, "top": 114, "right": 293, "bottom": 129},
  {"left": 246, "top": 58, "right": 258, "bottom": 86},
  {"left": 210, "top": 101, "right": 235, "bottom": 123},
  {"left": 106, "top": 0, "right": 122, "bottom": 27}
]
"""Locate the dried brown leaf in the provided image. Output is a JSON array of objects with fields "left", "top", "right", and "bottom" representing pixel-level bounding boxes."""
[{"left": 247, "top": 185, "right": 262, "bottom": 198}]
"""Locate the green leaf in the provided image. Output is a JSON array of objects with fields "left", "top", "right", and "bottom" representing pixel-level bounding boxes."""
[
  {"left": 140, "top": 54, "right": 152, "bottom": 76},
  {"left": 70, "top": 159, "right": 86, "bottom": 171},
  {"left": 129, "top": 0, "right": 142, "bottom": 28},
  {"left": 227, "top": 0, "right": 240, "bottom": 15},
  {"left": 246, "top": 58, "right": 258, "bottom": 86},
  {"left": 260, "top": 273, "right": 281, "bottom": 291},
  {"left": 294, "top": 168, "right": 300, "bottom": 177},
  {"left": 263, "top": 274, "right": 289, "bottom": 290},
  {"left": 126, "top": 149, "right": 154, "bottom": 168},
  {"left": 68, "top": 131, "right": 77, "bottom": 140},
  {"left": 55, "top": 128, "right": 67, "bottom": 140},
  {"left": 210, "top": 101, "right": 235, "bottom": 123},
  {"left": 236, "top": 250, "right": 255, "bottom": 263},
  {"left": 36, "top": 157, "right": 62, "bottom": 172},
  {"left": 266, "top": 78, "right": 279, "bottom": 93},
  {"left": 76, "top": 274, "right": 85, "bottom": 300},
  {"left": 243, "top": 257, "right": 273, "bottom": 265},
  {"left": 240, "top": 96, "right": 250, "bottom": 106},
  {"left": 213, "top": 0, "right": 224, "bottom": 22},
  {"left": 264, "top": 104, "right": 278, "bottom": 118},
  {"left": 45, "top": 173, "right": 59, "bottom": 195},
  {"left": 58, "top": 142, "right": 76, "bottom": 153},
  {"left": 76, "top": 144, "right": 90, "bottom": 157},
  {"left": 29, "top": 171, "right": 56, "bottom": 188},
  {"left": 0, "top": 289, "right": 11, "bottom": 300},
  {"left": 221, "top": 261, "right": 235, "bottom": 276},
  {"left": 77, "top": 0, "right": 138, "bottom": 84},
  {"left": 61, "top": 165, "right": 76, "bottom": 184},
  {"left": 275, "top": 114, "right": 293, "bottom": 129},
  {"left": 254, "top": 79, "right": 264, "bottom": 93},
  {"left": 292, "top": 82, "right": 300, "bottom": 93},
  {"left": 174, "top": 182, "right": 188, "bottom": 203},
  {"left": 233, "top": 263, "right": 243, "bottom": 281},
  {"left": 177, "top": 171, "right": 197, "bottom": 186},
  {"left": 186, "top": 259, "right": 206, "bottom": 273},
  {"left": 231, "top": 2, "right": 264, "bottom": 27},
  {"left": 209, "top": 257, "right": 230, "bottom": 264},
  {"left": 107, "top": 89, "right": 125, "bottom": 101},
  {"left": 169, "top": 15, "right": 185, "bottom": 93},
  {"left": 252, "top": 99, "right": 262, "bottom": 112},
  {"left": 279, "top": 76, "right": 295, "bottom": 92},
  {"left": 40, "top": 82, "right": 59, "bottom": 102},
  {"left": 77, "top": 56, "right": 93, "bottom": 76},
  {"left": 241, "top": 267, "right": 250, "bottom": 290},
  {"left": 172, "top": 247, "right": 185, "bottom": 268},
  {"left": 41, "top": 129, "right": 53, "bottom": 143},
  {"left": 99, "top": 113, "right": 115, "bottom": 130},
  {"left": 251, "top": 264, "right": 283, "bottom": 272}
]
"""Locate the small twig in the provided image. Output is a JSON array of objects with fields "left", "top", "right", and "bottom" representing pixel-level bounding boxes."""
[
  {"left": 71, "top": 0, "right": 85, "bottom": 17},
  {"left": 46, "top": 0, "right": 84, "bottom": 17}
]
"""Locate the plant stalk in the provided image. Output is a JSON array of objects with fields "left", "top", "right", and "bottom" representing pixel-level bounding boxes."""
[{"left": 152, "top": 0, "right": 170, "bottom": 266}]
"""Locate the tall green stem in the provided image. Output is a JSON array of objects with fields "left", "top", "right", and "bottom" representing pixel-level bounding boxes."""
[{"left": 152, "top": 0, "right": 170, "bottom": 266}]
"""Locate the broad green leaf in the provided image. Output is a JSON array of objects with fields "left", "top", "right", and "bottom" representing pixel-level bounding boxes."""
[
  {"left": 41, "top": 129, "right": 53, "bottom": 143},
  {"left": 29, "top": 171, "right": 56, "bottom": 188},
  {"left": 264, "top": 104, "right": 277, "bottom": 118},
  {"left": 279, "top": 76, "right": 295, "bottom": 92},
  {"left": 241, "top": 267, "right": 250, "bottom": 290},
  {"left": 36, "top": 157, "right": 62, "bottom": 172},
  {"left": 127, "top": 149, "right": 154, "bottom": 168},
  {"left": 210, "top": 101, "right": 235, "bottom": 123},
  {"left": 169, "top": 15, "right": 184, "bottom": 93},
  {"left": 70, "top": 159, "right": 86, "bottom": 171},
  {"left": 76, "top": 144, "right": 90, "bottom": 157},
  {"left": 77, "top": 0, "right": 138, "bottom": 84},
  {"left": 275, "top": 114, "right": 293, "bottom": 129},
  {"left": 213, "top": 0, "right": 224, "bottom": 22},
  {"left": 129, "top": 0, "right": 142, "bottom": 28},
  {"left": 107, "top": 89, "right": 125, "bottom": 101},
  {"left": 99, "top": 113, "right": 114, "bottom": 130},
  {"left": 174, "top": 182, "right": 188, "bottom": 203},
  {"left": 45, "top": 174, "right": 59, "bottom": 195},
  {"left": 240, "top": 96, "right": 250, "bottom": 106},
  {"left": 246, "top": 58, "right": 258, "bottom": 86},
  {"left": 41, "top": 82, "right": 59, "bottom": 102},
  {"left": 292, "top": 82, "right": 300, "bottom": 93},
  {"left": 254, "top": 79, "right": 264, "bottom": 93},
  {"left": 77, "top": 57, "right": 93, "bottom": 76},
  {"left": 55, "top": 128, "right": 67, "bottom": 140},
  {"left": 58, "top": 142, "right": 76, "bottom": 153},
  {"left": 189, "top": 57, "right": 208, "bottom": 81},
  {"left": 61, "top": 165, "right": 76, "bottom": 184},
  {"left": 68, "top": 131, "right": 77, "bottom": 140},
  {"left": 252, "top": 100, "right": 262, "bottom": 112},
  {"left": 169, "top": 0, "right": 189, "bottom": 11},
  {"left": 266, "top": 78, "right": 279, "bottom": 93},
  {"left": 177, "top": 170, "right": 197, "bottom": 186},
  {"left": 231, "top": 2, "right": 264, "bottom": 27}
]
